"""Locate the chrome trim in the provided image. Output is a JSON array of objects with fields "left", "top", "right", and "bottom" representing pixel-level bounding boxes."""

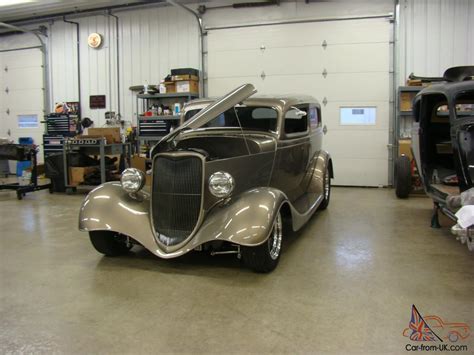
[{"left": 150, "top": 151, "right": 206, "bottom": 253}]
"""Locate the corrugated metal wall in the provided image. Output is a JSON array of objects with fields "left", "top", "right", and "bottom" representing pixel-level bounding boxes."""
[
  {"left": 48, "top": 6, "right": 199, "bottom": 126},
  {"left": 398, "top": 0, "right": 474, "bottom": 83}
]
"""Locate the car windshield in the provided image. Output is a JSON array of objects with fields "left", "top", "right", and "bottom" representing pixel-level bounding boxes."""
[
  {"left": 184, "top": 106, "right": 278, "bottom": 132},
  {"left": 455, "top": 91, "right": 474, "bottom": 119}
]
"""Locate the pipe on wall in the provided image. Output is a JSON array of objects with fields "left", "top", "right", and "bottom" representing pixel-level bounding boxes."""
[
  {"left": 108, "top": 12, "right": 121, "bottom": 116},
  {"left": 0, "top": 22, "right": 50, "bottom": 114},
  {"left": 62, "top": 17, "right": 81, "bottom": 113}
]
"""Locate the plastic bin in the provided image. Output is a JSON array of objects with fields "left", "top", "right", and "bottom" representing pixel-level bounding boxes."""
[{"left": 16, "top": 137, "right": 33, "bottom": 176}]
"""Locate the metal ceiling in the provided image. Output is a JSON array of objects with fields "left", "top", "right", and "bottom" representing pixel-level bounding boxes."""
[{"left": 0, "top": 0, "right": 170, "bottom": 23}]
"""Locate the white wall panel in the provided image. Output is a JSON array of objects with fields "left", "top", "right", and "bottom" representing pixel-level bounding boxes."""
[
  {"left": 398, "top": 0, "right": 474, "bottom": 83},
  {"left": 119, "top": 7, "right": 199, "bottom": 125},
  {"left": 48, "top": 6, "right": 199, "bottom": 127}
]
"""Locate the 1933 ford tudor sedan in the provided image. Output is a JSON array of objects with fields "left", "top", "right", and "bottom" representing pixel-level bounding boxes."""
[{"left": 79, "top": 84, "right": 333, "bottom": 272}]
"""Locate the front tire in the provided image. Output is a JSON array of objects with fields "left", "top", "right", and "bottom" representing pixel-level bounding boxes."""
[
  {"left": 242, "top": 210, "right": 283, "bottom": 273},
  {"left": 89, "top": 231, "right": 132, "bottom": 256}
]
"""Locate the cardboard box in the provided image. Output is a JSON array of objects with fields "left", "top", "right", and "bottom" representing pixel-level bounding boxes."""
[
  {"left": 87, "top": 127, "right": 121, "bottom": 143},
  {"left": 172, "top": 74, "right": 199, "bottom": 82},
  {"left": 175, "top": 80, "right": 199, "bottom": 94},
  {"left": 130, "top": 155, "right": 146, "bottom": 172},
  {"left": 130, "top": 155, "right": 151, "bottom": 186},
  {"left": 400, "top": 92, "right": 416, "bottom": 112},
  {"left": 163, "top": 81, "right": 176, "bottom": 94},
  {"left": 399, "top": 139, "right": 412, "bottom": 160},
  {"left": 69, "top": 167, "right": 97, "bottom": 186}
]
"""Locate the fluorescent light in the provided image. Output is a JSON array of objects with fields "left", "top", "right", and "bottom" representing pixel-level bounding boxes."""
[{"left": 0, "top": 0, "right": 37, "bottom": 7}]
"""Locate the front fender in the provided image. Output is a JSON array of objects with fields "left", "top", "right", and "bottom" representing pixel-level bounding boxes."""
[
  {"left": 190, "top": 187, "right": 288, "bottom": 248},
  {"left": 79, "top": 183, "right": 288, "bottom": 257},
  {"left": 78, "top": 182, "right": 158, "bottom": 254}
]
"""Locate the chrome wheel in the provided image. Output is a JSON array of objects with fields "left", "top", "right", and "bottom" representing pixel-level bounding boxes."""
[{"left": 268, "top": 212, "right": 283, "bottom": 260}]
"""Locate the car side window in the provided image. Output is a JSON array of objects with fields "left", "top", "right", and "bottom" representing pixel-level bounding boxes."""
[
  {"left": 285, "top": 106, "right": 308, "bottom": 134},
  {"left": 309, "top": 106, "right": 321, "bottom": 130}
]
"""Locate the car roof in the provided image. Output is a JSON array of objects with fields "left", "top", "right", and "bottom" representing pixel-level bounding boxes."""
[
  {"left": 184, "top": 95, "right": 320, "bottom": 112},
  {"left": 414, "top": 80, "right": 474, "bottom": 101}
]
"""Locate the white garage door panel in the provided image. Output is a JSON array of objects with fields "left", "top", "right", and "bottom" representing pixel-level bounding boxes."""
[
  {"left": 207, "top": 49, "right": 263, "bottom": 78},
  {"left": 207, "top": 18, "right": 391, "bottom": 186},
  {"left": 210, "top": 43, "right": 389, "bottom": 80},
  {"left": 208, "top": 77, "right": 266, "bottom": 97},
  {"left": 259, "top": 72, "right": 389, "bottom": 101},
  {"left": 5, "top": 91, "right": 42, "bottom": 111},
  {"left": 325, "top": 130, "right": 388, "bottom": 160},
  {"left": 0, "top": 48, "right": 44, "bottom": 164},
  {"left": 2, "top": 50, "right": 42, "bottom": 69},
  {"left": 208, "top": 20, "right": 389, "bottom": 52},
  {"left": 264, "top": 43, "right": 389, "bottom": 75},
  {"left": 4, "top": 68, "right": 43, "bottom": 90},
  {"left": 333, "top": 158, "right": 388, "bottom": 186}
]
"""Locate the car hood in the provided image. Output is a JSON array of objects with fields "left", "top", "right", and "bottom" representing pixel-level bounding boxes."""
[{"left": 166, "top": 83, "right": 256, "bottom": 138}]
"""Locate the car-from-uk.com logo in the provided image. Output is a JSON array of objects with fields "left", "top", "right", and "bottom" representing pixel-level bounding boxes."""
[{"left": 403, "top": 305, "right": 470, "bottom": 352}]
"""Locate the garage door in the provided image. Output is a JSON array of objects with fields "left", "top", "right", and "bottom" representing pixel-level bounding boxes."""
[
  {"left": 0, "top": 48, "right": 44, "bottom": 167},
  {"left": 207, "top": 18, "right": 391, "bottom": 186}
]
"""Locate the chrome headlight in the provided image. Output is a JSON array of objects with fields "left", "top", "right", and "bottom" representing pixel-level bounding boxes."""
[
  {"left": 121, "top": 168, "right": 145, "bottom": 193},
  {"left": 209, "top": 171, "right": 235, "bottom": 198}
]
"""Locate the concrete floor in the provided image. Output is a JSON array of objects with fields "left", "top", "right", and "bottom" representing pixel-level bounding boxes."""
[{"left": 0, "top": 187, "right": 473, "bottom": 354}]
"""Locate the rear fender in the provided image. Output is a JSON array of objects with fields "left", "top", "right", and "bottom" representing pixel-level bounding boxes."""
[{"left": 307, "top": 150, "right": 332, "bottom": 195}]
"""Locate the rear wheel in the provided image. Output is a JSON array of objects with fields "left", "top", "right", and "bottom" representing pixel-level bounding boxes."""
[
  {"left": 242, "top": 210, "right": 283, "bottom": 273},
  {"left": 395, "top": 155, "right": 412, "bottom": 198},
  {"left": 89, "top": 231, "right": 132, "bottom": 256},
  {"left": 319, "top": 164, "right": 331, "bottom": 210}
]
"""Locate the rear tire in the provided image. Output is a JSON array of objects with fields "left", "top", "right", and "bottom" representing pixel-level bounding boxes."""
[
  {"left": 89, "top": 231, "right": 132, "bottom": 256},
  {"left": 242, "top": 210, "right": 283, "bottom": 273},
  {"left": 395, "top": 155, "right": 411, "bottom": 198},
  {"left": 319, "top": 163, "right": 331, "bottom": 210}
]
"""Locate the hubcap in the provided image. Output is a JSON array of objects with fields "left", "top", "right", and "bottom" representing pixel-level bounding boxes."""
[
  {"left": 268, "top": 212, "right": 283, "bottom": 260},
  {"left": 324, "top": 168, "right": 330, "bottom": 200}
]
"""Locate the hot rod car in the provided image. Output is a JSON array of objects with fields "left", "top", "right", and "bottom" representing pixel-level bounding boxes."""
[
  {"left": 394, "top": 66, "right": 474, "bottom": 250},
  {"left": 79, "top": 84, "right": 333, "bottom": 272}
]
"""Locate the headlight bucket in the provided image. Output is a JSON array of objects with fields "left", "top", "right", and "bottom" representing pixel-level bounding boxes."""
[
  {"left": 121, "top": 168, "right": 146, "bottom": 193},
  {"left": 209, "top": 171, "right": 235, "bottom": 198}
]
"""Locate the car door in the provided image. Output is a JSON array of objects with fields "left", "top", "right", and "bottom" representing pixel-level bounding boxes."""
[
  {"left": 271, "top": 104, "right": 310, "bottom": 206},
  {"left": 452, "top": 89, "right": 474, "bottom": 191}
]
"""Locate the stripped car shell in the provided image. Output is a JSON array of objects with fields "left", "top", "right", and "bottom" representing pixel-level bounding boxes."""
[
  {"left": 394, "top": 66, "right": 474, "bottom": 252},
  {"left": 79, "top": 83, "right": 333, "bottom": 272}
]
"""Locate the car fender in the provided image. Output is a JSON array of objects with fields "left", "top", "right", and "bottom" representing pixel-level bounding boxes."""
[
  {"left": 189, "top": 187, "right": 288, "bottom": 248},
  {"left": 307, "top": 150, "right": 333, "bottom": 195},
  {"left": 78, "top": 182, "right": 159, "bottom": 254},
  {"left": 78, "top": 183, "right": 288, "bottom": 257}
]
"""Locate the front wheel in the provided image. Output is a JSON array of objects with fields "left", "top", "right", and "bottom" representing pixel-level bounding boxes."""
[
  {"left": 242, "top": 210, "right": 283, "bottom": 273},
  {"left": 89, "top": 231, "right": 132, "bottom": 256}
]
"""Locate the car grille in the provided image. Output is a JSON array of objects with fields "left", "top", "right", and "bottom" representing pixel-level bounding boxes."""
[{"left": 152, "top": 154, "right": 203, "bottom": 246}]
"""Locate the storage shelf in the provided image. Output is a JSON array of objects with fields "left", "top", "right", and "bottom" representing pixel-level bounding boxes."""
[
  {"left": 137, "top": 92, "right": 199, "bottom": 99},
  {"left": 398, "top": 86, "right": 424, "bottom": 92},
  {"left": 138, "top": 115, "right": 181, "bottom": 120}
]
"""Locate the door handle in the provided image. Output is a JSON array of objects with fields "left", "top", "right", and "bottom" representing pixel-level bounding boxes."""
[{"left": 323, "top": 125, "right": 328, "bottom": 135}]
